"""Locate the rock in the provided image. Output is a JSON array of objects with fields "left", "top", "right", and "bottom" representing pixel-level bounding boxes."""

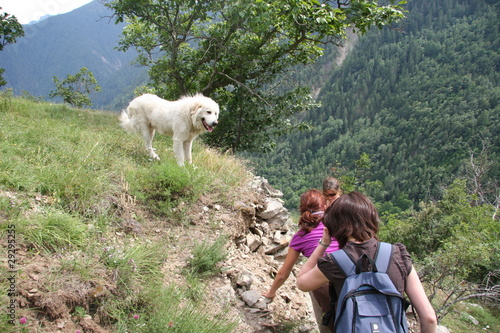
[
  {"left": 234, "top": 236, "right": 246, "bottom": 245},
  {"left": 257, "top": 198, "right": 284, "bottom": 219},
  {"left": 236, "top": 270, "right": 255, "bottom": 289},
  {"left": 219, "top": 213, "right": 233, "bottom": 224},
  {"left": 280, "top": 293, "right": 292, "bottom": 303},
  {"left": 260, "top": 221, "right": 270, "bottom": 235},
  {"left": 241, "top": 289, "right": 261, "bottom": 307},
  {"left": 121, "top": 219, "right": 142, "bottom": 234},
  {"left": 261, "top": 183, "right": 283, "bottom": 198},
  {"left": 274, "top": 247, "right": 289, "bottom": 261},
  {"left": 214, "top": 285, "right": 236, "bottom": 306},
  {"left": 273, "top": 230, "right": 281, "bottom": 243},
  {"left": 246, "top": 233, "right": 262, "bottom": 252},
  {"left": 253, "top": 298, "right": 268, "bottom": 310},
  {"left": 298, "top": 323, "right": 316, "bottom": 333},
  {"left": 436, "top": 325, "right": 451, "bottom": 333},
  {"left": 264, "top": 241, "right": 289, "bottom": 255},
  {"left": 238, "top": 243, "right": 250, "bottom": 253},
  {"left": 466, "top": 314, "right": 479, "bottom": 325},
  {"left": 267, "top": 211, "right": 290, "bottom": 230},
  {"left": 249, "top": 176, "right": 284, "bottom": 198},
  {"left": 56, "top": 319, "right": 66, "bottom": 329},
  {"left": 234, "top": 201, "right": 256, "bottom": 215},
  {"left": 252, "top": 227, "right": 263, "bottom": 237}
]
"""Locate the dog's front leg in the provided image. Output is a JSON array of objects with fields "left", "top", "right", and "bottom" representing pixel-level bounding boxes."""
[{"left": 173, "top": 138, "right": 185, "bottom": 165}]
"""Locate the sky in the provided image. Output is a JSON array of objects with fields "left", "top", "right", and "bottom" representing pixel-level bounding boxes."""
[{"left": 2, "top": 0, "right": 94, "bottom": 24}]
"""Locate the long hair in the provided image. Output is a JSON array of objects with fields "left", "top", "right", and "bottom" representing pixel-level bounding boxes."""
[
  {"left": 298, "top": 189, "right": 326, "bottom": 234},
  {"left": 324, "top": 192, "right": 379, "bottom": 248}
]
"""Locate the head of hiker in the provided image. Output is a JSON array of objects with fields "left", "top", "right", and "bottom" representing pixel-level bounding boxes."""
[{"left": 324, "top": 191, "right": 379, "bottom": 248}]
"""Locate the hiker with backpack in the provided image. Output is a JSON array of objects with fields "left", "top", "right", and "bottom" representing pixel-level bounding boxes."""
[{"left": 296, "top": 192, "right": 437, "bottom": 333}]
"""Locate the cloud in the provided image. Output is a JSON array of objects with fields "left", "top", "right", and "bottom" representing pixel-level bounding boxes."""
[{"left": 2, "top": 0, "right": 93, "bottom": 24}]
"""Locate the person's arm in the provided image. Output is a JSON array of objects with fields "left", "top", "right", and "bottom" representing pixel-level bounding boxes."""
[
  {"left": 296, "top": 228, "right": 331, "bottom": 292},
  {"left": 405, "top": 267, "right": 438, "bottom": 333},
  {"left": 263, "top": 248, "right": 300, "bottom": 299}
]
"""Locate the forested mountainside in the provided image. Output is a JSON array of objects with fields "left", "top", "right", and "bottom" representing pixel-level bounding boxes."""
[
  {"left": 0, "top": 0, "right": 145, "bottom": 110},
  {"left": 246, "top": 0, "right": 499, "bottom": 210},
  {"left": 1, "top": 0, "right": 497, "bottom": 210}
]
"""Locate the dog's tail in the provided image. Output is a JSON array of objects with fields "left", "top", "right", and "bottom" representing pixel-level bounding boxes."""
[{"left": 118, "top": 109, "right": 134, "bottom": 133}]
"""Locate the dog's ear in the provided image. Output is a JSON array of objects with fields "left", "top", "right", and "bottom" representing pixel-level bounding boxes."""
[{"left": 190, "top": 103, "right": 203, "bottom": 116}]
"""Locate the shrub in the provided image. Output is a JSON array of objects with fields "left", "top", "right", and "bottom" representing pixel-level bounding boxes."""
[{"left": 187, "top": 235, "right": 228, "bottom": 277}]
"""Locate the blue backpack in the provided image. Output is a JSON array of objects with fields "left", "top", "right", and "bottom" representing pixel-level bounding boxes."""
[{"left": 328, "top": 242, "right": 409, "bottom": 333}]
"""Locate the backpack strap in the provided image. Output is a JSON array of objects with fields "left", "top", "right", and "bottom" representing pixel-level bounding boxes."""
[
  {"left": 322, "top": 251, "right": 355, "bottom": 327},
  {"left": 330, "top": 249, "right": 356, "bottom": 277},
  {"left": 374, "top": 242, "right": 393, "bottom": 274},
  {"left": 331, "top": 242, "right": 394, "bottom": 276}
]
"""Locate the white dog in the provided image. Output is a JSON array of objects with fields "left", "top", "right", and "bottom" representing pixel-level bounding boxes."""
[{"left": 119, "top": 93, "right": 220, "bottom": 165}]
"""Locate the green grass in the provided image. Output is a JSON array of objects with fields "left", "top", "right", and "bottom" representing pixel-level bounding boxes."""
[
  {"left": 11, "top": 209, "right": 87, "bottom": 253},
  {"left": 108, "top": 283, "right": 238, "bottom": 333},
  {"left": 0, "top": 95, "right": 248, "bottom": 332},
  {"left": 440, "top": 302, "right": 500, "bottom": 333},
  {"left": 0, "top": 95, "right": 126, "bottom": 214}
]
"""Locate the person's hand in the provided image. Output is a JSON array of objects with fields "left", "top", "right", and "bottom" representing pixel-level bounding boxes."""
[
  {"left": 321, "top": 227, "right": 331, "bottom": 247},
  {"left": 263, "top": 290, "right": 275, "bottom": 299}
]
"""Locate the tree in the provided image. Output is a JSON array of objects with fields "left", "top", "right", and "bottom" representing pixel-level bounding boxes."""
[
  {"left": 380, "top": 179, "right": 500, "bottom": 321},
  {"left": 106, "top": 0, "right": 407, "bottom": 152},
  {"left": 49, "top": 68, "right": 102, "bottom": 108},
  {"left": 0, "top": 8, "right": 24, "bottom": 87},
  {"left": 465, "top": 139, "right": 499, "bottom": 217}
]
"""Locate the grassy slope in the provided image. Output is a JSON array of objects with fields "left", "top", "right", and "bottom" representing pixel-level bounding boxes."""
[
  {"left": 0, "top": 95, "right": 252, "bottom": 332},
  {"left": 0, "top": 95, "right": 497, "bottom": 332}
]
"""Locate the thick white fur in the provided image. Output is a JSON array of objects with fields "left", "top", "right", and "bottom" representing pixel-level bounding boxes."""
[{"left": 119, "top": 93, "right": 219, "bottom": 165}]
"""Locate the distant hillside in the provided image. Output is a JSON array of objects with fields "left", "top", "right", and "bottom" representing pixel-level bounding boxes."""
[
  {"left": 0, "top": 0, "right": 146, "bottom": 110},
  {"left": 247, "top": 0, "right": 499, "bottom": 209}
]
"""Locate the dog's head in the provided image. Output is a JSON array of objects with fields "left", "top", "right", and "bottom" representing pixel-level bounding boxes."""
[{"left": 190, "top": 95, "right": 220, "bottom": 133}]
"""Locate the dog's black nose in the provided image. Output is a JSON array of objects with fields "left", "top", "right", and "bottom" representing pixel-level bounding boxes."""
[{"left": 213, "top": 121, "right": 218, "bottom": 126}]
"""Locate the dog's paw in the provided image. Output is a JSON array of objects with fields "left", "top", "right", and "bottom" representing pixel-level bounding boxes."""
[{"left": 148, "top": 154, "right": 160, "bottom": 161}]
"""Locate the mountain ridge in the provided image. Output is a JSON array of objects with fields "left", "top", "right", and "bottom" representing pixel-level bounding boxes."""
[
  {"left": 0, "top": 0, "right": 145, "bottom": 110},
  {"left": 248, "top": 0, "right": 499, "bottom": 210}
]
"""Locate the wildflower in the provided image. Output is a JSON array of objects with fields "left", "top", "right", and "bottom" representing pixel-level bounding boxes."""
[
  {"left": 76, "top": 330, "right": 81, "bottom": 333},
  {"left": 19, "top": 317, "right": 27, "bottom": 324},
  {"left": 133, "top": 314, "right": 140, "bottom": 320},
  {"left": 168, "top": 321, "right": 174, "bottom": 327}
]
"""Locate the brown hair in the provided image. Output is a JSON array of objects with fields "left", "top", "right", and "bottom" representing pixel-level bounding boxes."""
[
  {"left": 324, "top": 192, "right": 379, "bottom": 248},
  {"left": 298, "top": 189, "right": 326, "bottom": 234},
  {"left": 322, "top": 177, "right": 341, "bottom": 196},
  {"left": 322, "top": 177, "right": 342, "bottom": 208}
]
